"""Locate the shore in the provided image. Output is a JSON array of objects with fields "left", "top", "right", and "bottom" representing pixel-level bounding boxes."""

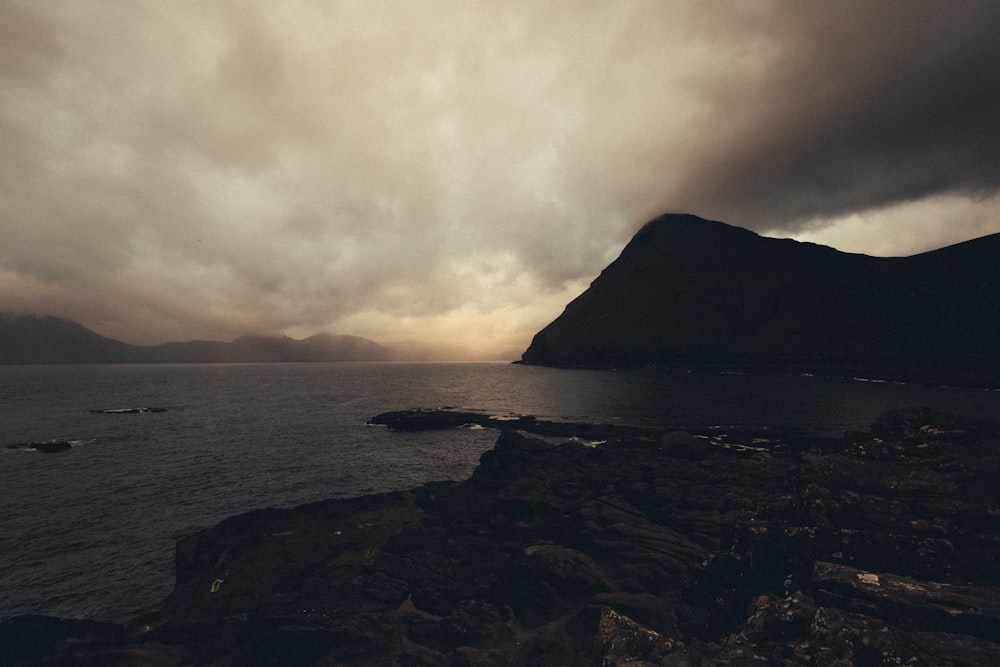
[{"left": 2, "top": 407, "right": 999, "bottom": 665}]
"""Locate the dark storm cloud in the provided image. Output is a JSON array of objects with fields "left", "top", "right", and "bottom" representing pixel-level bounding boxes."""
[
  {"left": 1, "top": 1, "right": 998, "bottom": 355},
  {"left": 670, "top": 1, "right": 1000, "bottom": 229}
]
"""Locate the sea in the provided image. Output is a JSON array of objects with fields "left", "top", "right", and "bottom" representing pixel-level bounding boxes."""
[{"left": 2, "top": 361, "right": 999, "bottom": 624}]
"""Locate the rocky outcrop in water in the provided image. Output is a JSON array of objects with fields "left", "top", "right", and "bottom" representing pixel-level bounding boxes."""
[
  {"left": 5, "top": 440, "right": 73, "bottom": 453},
  {"left": 2, "top": 407, "right": 999, "bottom": 665}
]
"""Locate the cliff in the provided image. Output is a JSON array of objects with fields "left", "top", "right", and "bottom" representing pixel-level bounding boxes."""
[
  {"left": 519, "top": 214, "right": 1000, "bottom": 386},
  {"left": 3, "top": 407, "right": 999, "bottom": 665}
]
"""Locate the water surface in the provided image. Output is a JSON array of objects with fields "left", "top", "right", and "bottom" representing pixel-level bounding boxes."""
[{"left": 2, "top": 362, "right": 997, "bottom": 622}]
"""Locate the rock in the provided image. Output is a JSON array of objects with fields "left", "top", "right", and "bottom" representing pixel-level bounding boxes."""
[
  {"left": 0, "top": 615, "right": 124, "bottom": 666},
  {"left": 660, "top": 431, "right": 707, "bottom": 459},
  {"left": 588, "top": 606, "right": 680, "bottom": 665},
  {"left": 6, "top": 440, "right": 73, "bottom": 452},
  {"left": 523, "top": 544, "right": 614, "bottom": 596},
  {"left": 812, "top": 561, "right": 1000, "bottom": 640},
  {"left": 368, "top": 409, "right": 491, "bottom": 431},
  {"left": 6, "top": 408, "right": 1000, "bottom": 665}
]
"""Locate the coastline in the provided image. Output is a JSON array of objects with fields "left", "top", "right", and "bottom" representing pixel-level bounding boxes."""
[
  {"left": 513, "top": 358, "right": 1000, "bottom": 393},
  {"left": 3, "top": 407, "right": 999, "bottom": 665}
]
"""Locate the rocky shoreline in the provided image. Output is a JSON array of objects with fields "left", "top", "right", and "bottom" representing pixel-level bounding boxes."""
[{"left": 2, "top": 407, "right": 999, "bottom": 665}]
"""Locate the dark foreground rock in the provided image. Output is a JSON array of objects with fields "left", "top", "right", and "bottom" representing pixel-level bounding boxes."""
[{"left": 3, "top": 407, "right": 999, "bottom": 666}]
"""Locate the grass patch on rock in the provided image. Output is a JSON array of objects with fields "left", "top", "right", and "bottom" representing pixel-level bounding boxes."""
[{"left": 332, "top": 492, "right": 425, "bottom": 566}]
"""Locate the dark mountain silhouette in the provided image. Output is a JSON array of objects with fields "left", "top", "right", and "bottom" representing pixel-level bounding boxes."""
[
  {"left": 0, "top": 315, "right": 395, "bottom": 364},
  {"left": 0, "top": 314, "right": 143, "bottom": 364},
  {"left": 519, "top": 213, "right": 1000, "bottom": 386},
  {"left": 143, "top": 332, "right": 394, "bottom": 363}
]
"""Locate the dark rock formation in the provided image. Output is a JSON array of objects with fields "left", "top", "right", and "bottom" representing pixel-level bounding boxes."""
[
  {"left": 3, "top": 407, "right": 999, "bottom": 665},
  {"left": 519, "top": 213, "right": 1000, "bottom": 387},
  {"left": 90, "top": 407, "right": 168, "bottom": 414},
  {"left": 0, "top": 616, "right": 125, "bottom": 665},
  {"left": 369, "top": 409, "right": 649, "bottom": 442},
  {"left": 5, "top": 440, "right": 73, "bottom": 453}
]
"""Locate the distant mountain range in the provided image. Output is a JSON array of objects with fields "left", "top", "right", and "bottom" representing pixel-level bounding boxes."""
[
  {"left": 520, "top": 213, "right": 1000, "bottom": 386},
  {"left": 0, "top": 315, "right": 395, "bottom": 364}
]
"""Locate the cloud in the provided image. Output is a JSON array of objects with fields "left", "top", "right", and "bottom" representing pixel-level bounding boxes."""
[
  {"left": 1, "top": 1, "right": 998, "bottom": 355},
  {"left": 671, "top": 2, "right": 1000, "bottom": 227},
  {"left": 775, "top": 192, "right": 1000, "bottom": 258}
]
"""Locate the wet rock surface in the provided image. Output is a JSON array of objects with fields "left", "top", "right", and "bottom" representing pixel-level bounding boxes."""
[
  {"left": 5, "top": 440, "right": 73, "bottom": 453},
  {"left": 3, "top": 407, "right": 999, "bottom": 666}
]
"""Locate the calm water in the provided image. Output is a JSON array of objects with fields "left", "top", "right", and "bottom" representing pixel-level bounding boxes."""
[{"left": 2, "top": 362, "right": 998, "bottom": 623}]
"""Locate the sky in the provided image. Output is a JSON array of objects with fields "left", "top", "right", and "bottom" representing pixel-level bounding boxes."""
[{"left": 2, "top": 1, "right": 999, "bottom": 359}]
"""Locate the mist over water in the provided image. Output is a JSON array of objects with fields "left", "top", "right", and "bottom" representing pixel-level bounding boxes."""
[{"left": 2, "top": 362, "right": 998, "bottom": 623}]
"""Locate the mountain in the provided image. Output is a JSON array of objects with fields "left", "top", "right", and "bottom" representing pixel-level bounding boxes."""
[
  {"left": 519, "top": 213, "right": 1000, "bottom": 386},
  {"left": 0, "top": 315, "right": 395, "bottom": 364},
  {"left": 143, "top": 333, "right": 395, "bottom": 363},
  {"left": 0, "top": 314, "right": 144, "bottom": 364}
]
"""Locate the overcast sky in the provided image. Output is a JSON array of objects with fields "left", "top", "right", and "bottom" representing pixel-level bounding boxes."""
[{"left": 3, "top": 1, "right": 999, "bottom": 358}]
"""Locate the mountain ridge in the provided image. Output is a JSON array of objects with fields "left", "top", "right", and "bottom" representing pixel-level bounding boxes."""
[
  {"left": 519, "top": 213, "right": 1000, "bottom": 386},
  {"left": 0, "top": 314, "right": 395, "bottom": 364}
]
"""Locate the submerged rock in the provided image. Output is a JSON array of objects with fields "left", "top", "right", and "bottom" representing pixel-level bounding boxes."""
[
  {"left": 6, "top": 440, "right": 73, "bottom": 453},
  {"left": 3, "top": 406, "right": 999, "bottom": 665}
]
